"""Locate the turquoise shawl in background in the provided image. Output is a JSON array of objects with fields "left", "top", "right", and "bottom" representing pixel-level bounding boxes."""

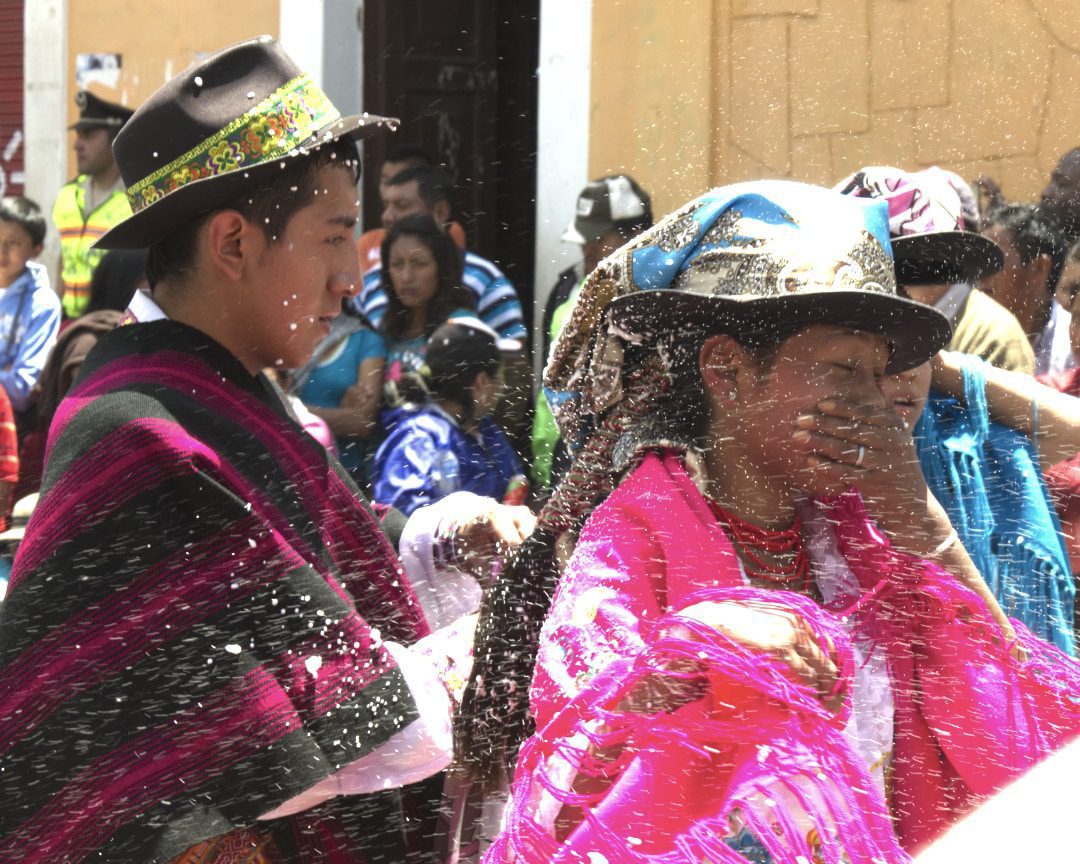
[{"left": 915, "top": 357, "right": 1076, "bottom": 655}]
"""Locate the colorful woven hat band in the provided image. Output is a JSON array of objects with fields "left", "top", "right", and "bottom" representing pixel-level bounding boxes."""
[{"left": 126, "top": 73, "right": 340, "bottom": 213}]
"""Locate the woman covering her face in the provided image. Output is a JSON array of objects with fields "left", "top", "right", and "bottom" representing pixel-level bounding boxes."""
[{"left": 454, "top": 182, "right": 1080, "bottom": 864}]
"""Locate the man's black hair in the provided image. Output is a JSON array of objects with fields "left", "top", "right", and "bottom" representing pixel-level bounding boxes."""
[
  {"left": 384, "top": 144, "right": 434, "bottom": 167},
  {"left": 385, "top": 163, "right": 456, "bottom": 211},
  {"left": 0, "top": 196, "right": 46, "bottom": 247},
  {"left": 985, "top": 202, "right": 1068, "bottom": 296},
  {"left": 87, "top": 249, "right": 148, "bottom": 313},
  {"left": 146, "top": 137, "right": 360, "bottom": 288}
]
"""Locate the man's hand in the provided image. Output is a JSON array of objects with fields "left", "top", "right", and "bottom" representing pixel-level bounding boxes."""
[{"left": 447, "top": 498, "right": 537, "bottom": 583}]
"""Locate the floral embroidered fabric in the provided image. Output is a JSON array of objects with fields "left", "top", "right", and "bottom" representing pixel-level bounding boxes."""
[{"left": 126, "top": 74, "right": 339, "bottom": 212}]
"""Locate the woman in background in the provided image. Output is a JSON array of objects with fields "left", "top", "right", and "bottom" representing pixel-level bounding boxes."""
[
  {"left": 1041, "top": 240, "right": 1080, "bottom": 593},
  {"left": 16, "top": 249, "right": 147, "bottom": 499},
  {"left": 379, "top": 214, "right": 474, "bottom": 397},
  {"left": 292, "top": 304, "right": 385, "bottom": 486},
  {"left": 884, "top": 352, "right": 1076, "bottom": 653}
]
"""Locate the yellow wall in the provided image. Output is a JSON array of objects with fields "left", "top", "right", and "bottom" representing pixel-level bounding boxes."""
[
  {"left": 591, "top": 0, "right": 1080, "bottom": 217},
  {"left": 65, "top": 0, "right": 280, "bottom": 176}
]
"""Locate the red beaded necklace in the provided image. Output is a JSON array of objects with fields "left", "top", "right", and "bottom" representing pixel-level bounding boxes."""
[{"left": 706, "top": 497, "right": 812, "bottom": 594}]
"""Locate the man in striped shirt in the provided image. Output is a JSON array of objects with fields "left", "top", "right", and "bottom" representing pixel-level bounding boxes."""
[
  {"left": 355, "top": 163, "right": 532, "bottom": 439},
  {"left": 354, "top": 164, "right": 528, "bottom": 342}
]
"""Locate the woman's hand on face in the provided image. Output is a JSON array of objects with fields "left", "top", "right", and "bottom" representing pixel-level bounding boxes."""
[
  {"left": 791, "top": 396, "right": 928, "bottom": 523},
  {"left": 674, "top": 600, "right": 842, "bottom": 711}
]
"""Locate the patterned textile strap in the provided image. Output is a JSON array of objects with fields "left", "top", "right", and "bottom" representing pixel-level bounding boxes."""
[
  {"left": 541, "top": 352, "right": 673, "bottom": 534},
  {"left": 167, "top": 828, "right": 283, "bottom": 864}
]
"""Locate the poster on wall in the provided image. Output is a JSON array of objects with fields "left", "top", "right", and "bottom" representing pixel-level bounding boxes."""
[{"left": 75, "top": 53, "right": 123, "bottom": 90}]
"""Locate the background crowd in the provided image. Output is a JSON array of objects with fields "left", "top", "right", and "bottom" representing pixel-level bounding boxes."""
[{"left": 3, "top": 87, "right": 1080, "bottom": 619}]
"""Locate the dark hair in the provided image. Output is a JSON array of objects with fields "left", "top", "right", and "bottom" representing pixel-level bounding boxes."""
[
  {"left": 384, "top": 144, "right": 434, "bottom": 168},
  {"left": 145, "top": 136, "right": 361, "bottom": 288},
  {"left": 379, "top": 213, "right": 472, "bottom": 340},
  {"left": 455, "top": 320, "right": 793, "bottom": 789},
  {"left": 385, "top": 163, "right": 456, "bottom": 212},
  {"left": 1060, "top": 237, "right": 1080, "bottom": 304},
  {"left": 1056, "top": 146, "right": 1080, "bottom": 170},
  {"left": 86, "top": 249, "right": 148, "bottom": 313},
  {"left": 0, "top": 196, "right": 46, "bottom": 247},
  {"left": 408, "top": 322, "right": 502, "bottom": 422},
  {"left": 984, "top": 202, "right": 1068, "bottom": 296}
]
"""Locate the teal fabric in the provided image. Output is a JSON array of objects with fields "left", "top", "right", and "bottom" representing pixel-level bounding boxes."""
[
  {"left": 298, "top": 324, "right": 385, "bottom": 480},
  {"left": 915, "top": 357, "right": 1075, "bottom": 654}
]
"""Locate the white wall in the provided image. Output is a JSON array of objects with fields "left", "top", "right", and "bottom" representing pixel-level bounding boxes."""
[
  {"left": 282, "top": 0, "right": 365, "bottom": 215},
  {"left": 24, "top": 0, "right": 67, "bottom": 286},
  {"left": 533, "top": 0, "right": 591, "bottom": 376},
  {"left": 322, "top": 0, "right": 362, "bottom": 113},
  {"left": 279, "top": 0, "right": 325, "bottom": 90}
]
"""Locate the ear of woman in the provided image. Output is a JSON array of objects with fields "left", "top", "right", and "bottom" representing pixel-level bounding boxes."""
[{"left": 699, "top": 333, "right": 756, "bottom": 403}]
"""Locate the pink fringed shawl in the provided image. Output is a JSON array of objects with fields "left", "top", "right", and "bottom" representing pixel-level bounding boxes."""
[{"left": 488, "top": 451, "right": 1080, "bottom": 863}]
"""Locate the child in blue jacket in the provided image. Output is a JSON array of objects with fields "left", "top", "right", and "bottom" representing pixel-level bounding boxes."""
[{"left": 373, "top": 316, "right": 526, "bottom": 516}]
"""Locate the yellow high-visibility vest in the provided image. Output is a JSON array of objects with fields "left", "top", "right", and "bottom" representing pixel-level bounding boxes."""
[{"left": 51, "top": 177, "right": 132, "bottom": 318}]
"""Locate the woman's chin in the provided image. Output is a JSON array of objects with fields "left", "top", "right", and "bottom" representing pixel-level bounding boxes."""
[{"left": 794, "top": 464, "right": 851, "bottom": 500}]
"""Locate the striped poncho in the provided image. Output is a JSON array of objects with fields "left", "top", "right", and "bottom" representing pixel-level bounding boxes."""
[{"left": 0, "top": 320, "right": 431, "bottom": 863}]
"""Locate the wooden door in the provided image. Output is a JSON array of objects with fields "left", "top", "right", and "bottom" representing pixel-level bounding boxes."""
[{"left": 362, "top": 0, "right": 538, "bottom": 337}]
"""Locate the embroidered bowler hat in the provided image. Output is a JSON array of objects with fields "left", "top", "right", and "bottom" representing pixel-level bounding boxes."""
[
  {"left": 545, "top": 181, "right": 952, "bottom": 432},
  {"left": 96, "top": 36, "right": 398, "bottom": 250},
  {"left": 835, "top": 166, "right": 1004, "bottom": 286},
  {"left": 69, "top": 90, "right": 135, "bottom": 131}
]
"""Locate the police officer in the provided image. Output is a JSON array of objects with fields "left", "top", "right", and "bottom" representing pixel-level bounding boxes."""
[{"left": 51, "top": 90, "right": 134, "bottom": 318}]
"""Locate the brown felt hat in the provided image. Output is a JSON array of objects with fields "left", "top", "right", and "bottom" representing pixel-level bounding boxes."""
[{"left": 96, "top": 36, "right": 398, "bottom": 250}]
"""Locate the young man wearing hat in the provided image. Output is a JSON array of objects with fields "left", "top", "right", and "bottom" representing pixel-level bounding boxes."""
[
  {"left": 51, "top": 89, "right": 136, "bottom": 319},
  {"left": 0, "top": 37, "right": 533, "bottom": 864}
]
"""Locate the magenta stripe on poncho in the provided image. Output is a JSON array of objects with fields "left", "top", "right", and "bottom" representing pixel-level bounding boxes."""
[{"left": 0, "top": 320, "right": 429, "bottom": 864}]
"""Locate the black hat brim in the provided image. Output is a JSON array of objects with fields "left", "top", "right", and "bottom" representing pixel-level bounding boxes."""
[
  {"left": 607, "top": 288, "right": 952, "bottom": 374},
  {"left": 95, "top": 113, "right": 396, "bottom": 250},
  {"left": 891, "top": 231, "right": 1003, "bottom": 286},
  {"left": 68, "top": 119, "right": 128, "bottom": 131}
]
